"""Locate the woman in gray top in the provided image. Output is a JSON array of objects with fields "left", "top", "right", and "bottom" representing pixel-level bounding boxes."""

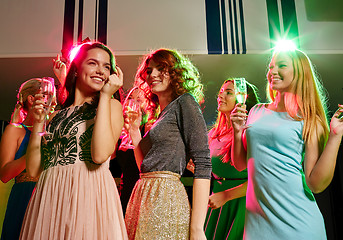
[{"left": 124, "top": 48, "right": 212, "bottom": 240}]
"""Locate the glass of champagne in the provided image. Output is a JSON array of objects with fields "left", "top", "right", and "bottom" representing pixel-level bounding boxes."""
[
  {"left": 120, "top": 87, "right": 141, "bottom": 150},
  {"left": 37, "top": 77, "right": 55, "bottom": 136},
  {"left": 234, "top": 78, "right": 247, "bottom": 104},
  {"left": 234, "top": 78, "right": 248, "bottom": 125}
]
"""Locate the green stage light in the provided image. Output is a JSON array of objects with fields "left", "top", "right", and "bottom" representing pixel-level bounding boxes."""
[{"left": 274, "top": 39, "right": 297, "bottom": 52}]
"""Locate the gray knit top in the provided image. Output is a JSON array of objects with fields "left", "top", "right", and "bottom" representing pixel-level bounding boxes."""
[{"left": 139, "top": 93, "right": 212, "bottom": 179}]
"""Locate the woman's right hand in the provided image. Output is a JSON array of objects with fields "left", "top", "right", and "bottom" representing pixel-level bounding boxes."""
[
  {"left": 230, "top": 103, "right": 248, "bottom": 133},
  {"left": 124, "top": 106, "right": 142, "bottom": 146},
  {"left": 32, "top": 94, "right": 47, "bottom": 124}
]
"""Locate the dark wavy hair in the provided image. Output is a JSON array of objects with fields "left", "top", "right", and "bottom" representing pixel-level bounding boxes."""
[
  {"left": 58, "top": 41, "right": 122, "bottom": 108},
  {"left": 135, "top": 48, "right": 204, "bottom": 121}
]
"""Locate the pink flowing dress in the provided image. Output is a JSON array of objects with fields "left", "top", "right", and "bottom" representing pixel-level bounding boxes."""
[{"left": 20, "top": 103, "right": 128, "bottom": 240}]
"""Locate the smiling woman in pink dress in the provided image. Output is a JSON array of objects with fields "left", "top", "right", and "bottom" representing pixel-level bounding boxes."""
[{"left": 20, "top": 41, "right": 128, "bottom": 240}]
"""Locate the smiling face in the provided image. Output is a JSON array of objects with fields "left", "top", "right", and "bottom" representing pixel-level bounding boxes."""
[
  {"left": 267, "top": 52, "right": 294, "bottom": 94},
  {"left": 217, "top": 81, "right": 236, "bottom": 114},
  {"left": 144, "top": 59, "right": 173, "bottom": 97},
  {"left": 76, "top": 47, "right": 111, "bottom": 94}
]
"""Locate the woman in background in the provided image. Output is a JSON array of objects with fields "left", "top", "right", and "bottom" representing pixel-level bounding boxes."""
[
  {"left": 203, "top": 78, "right": 259, "bottom": 240},
  {"left": 0, "top": 78, "right": 54, "bottom": 240}
]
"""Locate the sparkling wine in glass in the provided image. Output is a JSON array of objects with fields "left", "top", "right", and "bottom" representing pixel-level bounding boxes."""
[
  {"left": 38, "top": 77, "right": 55, "bottom": 136},
  {"left": 120, "top": 87, "right": 141, "bottom": 150},
  {"left": 234, "top": 78, "right": 247, "bottom": 104}
]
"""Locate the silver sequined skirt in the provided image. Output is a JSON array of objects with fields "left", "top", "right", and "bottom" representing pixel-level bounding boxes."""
[{"left": 125, "top": 171, "right": 191, "bottom": 240}]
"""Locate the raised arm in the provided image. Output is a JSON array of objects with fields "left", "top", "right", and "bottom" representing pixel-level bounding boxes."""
[
  {"left": 91, "top": 68, "right": 124, "bottom": 164},
  {"left": 230, "top": 103, "right": 248, "bottom": 171},
  {"left": 304, "top": 105, "right": 343, "bottom": 193},
  {"left": 52, "top": 54, "right": 67, "bottom": 87},
  {"left": 25, "top": 95, "right": 47, "bottom": 177},
  {"left": 126, "top": 106, "right": 144, "bottom": 170}
]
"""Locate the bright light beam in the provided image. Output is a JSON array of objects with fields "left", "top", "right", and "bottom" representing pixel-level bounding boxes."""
[{"left": 274, "top": 39, "right": 297, "bottom": 52}]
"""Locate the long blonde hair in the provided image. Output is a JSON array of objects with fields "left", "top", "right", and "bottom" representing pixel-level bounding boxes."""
[
  {"left": 10, "top": 78, "right": 42, "bottom": 124},
  {"left": 266, "top": 50, "right": 329, "bottom": 150}
]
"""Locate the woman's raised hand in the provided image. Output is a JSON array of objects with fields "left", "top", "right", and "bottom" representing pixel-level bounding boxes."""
[
  {"left": 101, "top": 66, "right": 123, "bottom": 97},
  {"left": 230, "top": 103, "right": 248, "bottom": 133},
  {"left": 31, "top": 94, "right": 48, "bottom": 124},
  {"left": 52, "top": 54, "right": 67, "bottom": 86},
  {"left": 330, "top": 104, "right": 343, "bottom": 137}
]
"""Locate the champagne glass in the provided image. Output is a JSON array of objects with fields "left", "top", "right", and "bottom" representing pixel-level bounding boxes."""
[
  {"left": 120, "top": 87, "right": 141, "bottom": 150},
  {"left": 37, "top": 77, "right": 55, "bottom": 136},
  {"left": 234, "top": 78, "right": 247, "bottom": 104},
  {"left": 234, "top": 78, "right": 248, "bottom": 126}
]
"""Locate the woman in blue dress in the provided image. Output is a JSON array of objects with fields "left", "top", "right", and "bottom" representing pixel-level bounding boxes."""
[
  {"left": 0, "top": 78, "right": 53, "bottom": 240},
  {"left": 231, "top": 48, "right": 343, "bottom": 239}
]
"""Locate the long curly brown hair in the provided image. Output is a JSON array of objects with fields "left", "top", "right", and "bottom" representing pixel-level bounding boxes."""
[{"left": 134, "top": 48, "right": 204, "bottom": 122}]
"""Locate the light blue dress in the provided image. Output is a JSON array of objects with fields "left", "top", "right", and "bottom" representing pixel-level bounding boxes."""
[{"left": 244, "top": 104, "right": 326, "bottom": 240}]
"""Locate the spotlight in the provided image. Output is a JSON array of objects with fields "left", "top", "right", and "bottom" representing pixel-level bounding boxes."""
[
  {"left": 69, "top": 44, "right": 83, "bottom": 62},
  {"left": 274, "top": 39, "right": 297, "bottom": 52}
]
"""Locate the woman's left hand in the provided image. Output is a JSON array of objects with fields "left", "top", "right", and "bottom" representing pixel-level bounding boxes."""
[
  {"left": 330, "top": 104, "right": 343, "bottom": 137},
  {"left": 208, "top": 191, "right": 227, "bottom": 209},
  {"left": 101, "top": 66, "right": 123, "bottom": 97}
]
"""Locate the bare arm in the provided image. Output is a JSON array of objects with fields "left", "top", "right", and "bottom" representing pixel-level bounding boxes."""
[
  {"left": 129, "top": 114, "right": 143, "bottom": 171},
  {"left": 25, "top": 94, "right": 50, "bottom": 177},
  {"left": 305, "top": 106, "right": 343, "bottom": 193},
  {"left": 0, "top": 125, "right": 26, "bottom": 183},
  {"left": 208, "top": 181, "right": 247, "bottom": 209},
  {"left": 123, "top": 101, "right": 144, "bottom": 170},
  {"left": 92, "top": 69, "right": 124, "bottom": 164},
  {"left": 26, "top": 121, "right": 44, "bottom": 177},
  {"left": 190, "top": 178, "right": 211, "bottom": 240},
  {"left": 230, "top": 104, "right": 248, "bottom": 171}
]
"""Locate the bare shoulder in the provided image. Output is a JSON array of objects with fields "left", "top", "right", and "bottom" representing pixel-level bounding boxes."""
[
  {"left": 3, "top": 124, "right": 26, "bottom": 136},
  {"left": 0, "top": 124, "right": 25, "bottom": 146}
]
